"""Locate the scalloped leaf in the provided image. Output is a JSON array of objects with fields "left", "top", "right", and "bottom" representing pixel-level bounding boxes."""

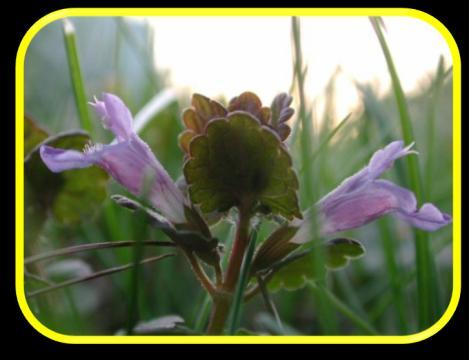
[
  {"left": 179, "top": 94, "right": 227, "bottom": 154},
  {"left": 183, "top": 112, "right": 301, "bottom": 220},
  {"left": 326, "top": 238, "right": 366, "bottom": 269},
  {"left": 268, "top": 238, "right": 365, "bottom": 292},
  {"left": 270, "top": 93, "right": 294, "bottom": 126},
  {"left": 251, "top": 225, "right": 300, "bottom": 273},
  {"left": 269, "top": 93, "right": 294, "bottom": 140},
  {"left": 228, "top": 91, "right": 271, "bottom": 124}
]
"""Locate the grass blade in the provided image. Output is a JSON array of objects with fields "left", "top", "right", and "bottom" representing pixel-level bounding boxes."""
[
  {"left": 370, "top": 17, "right": 438, "bottom": 329},
  {"left": 425, "top": 56, "right": 447, "bottom": 198},
  {"left": 193, "top": 294, "right": 212, "bottom": 333},
  {"left": 62, "top": 19, "right": 93, "bottom": 134},
  {"left": 292, "top": 16, "right": 337, "bottom": 334},
  {"left": 357, "top": 84, "right": 410, "bottom": 331},
  {"left": 292, "top": 16, "right": 314, "bottom": 206},
  {"left": 228, "top": 228, "right": 258, "bottom": 335}
]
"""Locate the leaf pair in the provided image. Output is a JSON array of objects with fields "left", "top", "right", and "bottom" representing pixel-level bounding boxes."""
[{"left": 267, "top": 238, "right": 366, "bottom": 292}]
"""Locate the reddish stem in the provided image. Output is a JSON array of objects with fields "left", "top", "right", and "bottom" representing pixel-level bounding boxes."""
[
  {"left": 223, "top": 205, "right": 251, "bottom": 292},
  {"left": 206, "top": 203, "right": 252, "bottom": 334}
]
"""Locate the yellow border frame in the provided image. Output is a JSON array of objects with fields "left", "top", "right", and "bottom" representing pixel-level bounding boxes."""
[{"left": 16, "top": 8, "right": 461, "bottom": 344}]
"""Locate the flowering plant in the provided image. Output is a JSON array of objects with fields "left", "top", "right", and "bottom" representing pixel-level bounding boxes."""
[{"left": 35, "top": 91, "right": 451, "bottom": 335}]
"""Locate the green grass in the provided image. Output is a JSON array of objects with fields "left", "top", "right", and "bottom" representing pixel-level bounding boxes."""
[
  {"left": 292, "top": 16, "right": 338, "bottom": 335},
  {"left": 370, "top": 17, "right": 440, "bottom": 329},
  {"left": 62, "top": 19, "right": 93, "bottom": 134},
  {"left": 24, "top": 16, "right": 453, "bottom": 336},
  {"left": 228, "top": 228, "right": 258, "bottom": 334}
]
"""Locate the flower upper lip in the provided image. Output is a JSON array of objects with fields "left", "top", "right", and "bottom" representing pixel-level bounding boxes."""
[
  {"left": 291, "top": 141, "right": 451, "bottom": 244},
  {"left": 40, "top": 92, "right": 187, "bottom": 225},
  {"left": 38, "top": 93, "right": 452, "bottom": 242}
]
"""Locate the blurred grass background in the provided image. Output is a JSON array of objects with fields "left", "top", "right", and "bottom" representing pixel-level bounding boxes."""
[{"left": 24, "top": 16, "right": 453, "bottom": 335}]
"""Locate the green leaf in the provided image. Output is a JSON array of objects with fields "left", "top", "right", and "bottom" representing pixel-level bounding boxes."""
[
  {"left": 184, "top": 112, "right": 301, "bottom": 220},
  {"left": 112, "top": 195, "right": 220, "bottom": 265},
  {"left": 267, "top": 250, "right": 314, "bottom": 292},
  {"left": 251, "top": 225, "right": 300, "bottom": 273},
  {"left": 25, "top": 131, "right": 108, "bottom": 232},
  {"left": 326, "top": 238, "right": 366, "bottom": 269},
  {"left": 24, "top": 115, "right": 48, "bottom": 157},
  {"left": 268, "top": 238, "right": 365, "bottom": 292}
]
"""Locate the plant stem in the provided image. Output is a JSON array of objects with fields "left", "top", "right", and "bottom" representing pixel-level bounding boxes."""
[
  {"left": 206, "top": 204, "right": 252, "bottom": 334},
  {"left": 24, "top": 271, "right": 54, "bottom": 286},
  {"left": 27, "top": 254, "right": 174, "bottom": 298},
  {"left": 223, "top": 205, "right": 251, "bottom": 292},
  {"left": 215, "top": 262, "right": 223, "bottom": 287},
  {"left": 25, "top": 240, "right": 175, "bottom": 265},
  {"left": 193, "top": 223, "right": 236, "bottom": 333},
  {"left": 206, "top": 294, "right": 231, "bottom": 335}
]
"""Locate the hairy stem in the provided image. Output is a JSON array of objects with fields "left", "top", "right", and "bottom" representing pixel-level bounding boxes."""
[
  {"left": 206, "top": 204, "right": 252, "bottom": 334},
  {"left": 184, "top": 251, "right": 216, "bottom": 297}
]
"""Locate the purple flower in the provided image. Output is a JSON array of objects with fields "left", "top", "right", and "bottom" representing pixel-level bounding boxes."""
[
  {"left": 291, "top": 141, "right": 451, "bottom": 243},
  {"left": 40, "top": 93, "right": 187, "bottom": 224}
]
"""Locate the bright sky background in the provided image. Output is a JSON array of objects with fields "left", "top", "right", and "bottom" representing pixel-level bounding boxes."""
[{"left": 147, "top": 16, "right": 452, "bottom": 121}]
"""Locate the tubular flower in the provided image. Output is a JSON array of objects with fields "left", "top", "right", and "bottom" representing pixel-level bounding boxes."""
[
  {"left": 40, "top": 93, "right": 187, "bottom": 224},
  {"left": 291, "top": 141, "right": 451, "bottom": 244}
]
